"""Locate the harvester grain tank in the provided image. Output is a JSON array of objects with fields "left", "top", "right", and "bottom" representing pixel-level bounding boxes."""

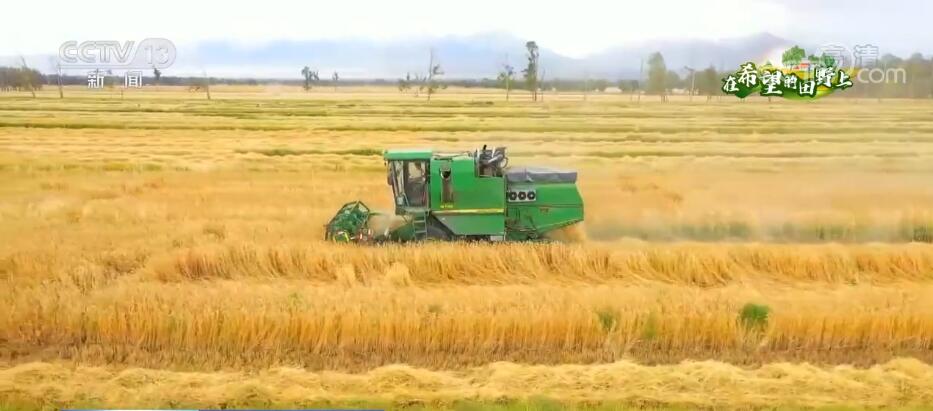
[{"left": 325, "top": 146, "right": 583, "bottom": 242}]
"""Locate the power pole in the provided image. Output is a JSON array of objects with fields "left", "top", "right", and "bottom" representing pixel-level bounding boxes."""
[
  {"left": 426, "top": 48, "right": 435, "bottom": 102},
  {"left": 56, "top": 62, "right": 64, "bottom": 99},
  {"left": 202, "top": 70, "right": 211, "bottom": 101},
  {"left": 684, "top": 66, "right": 696, "bottom": 102},
  {"left": 540, "top": 68, "right": 546, "bottom": 102},
  {"left": 637, "top": 58, "right": 643, "bottom": 103},
  {"left": 504, "top": 53, "right": 511, "bottom": 102},
  {"left": 18, "top": 56, "right": 36, "bottom": 98}
]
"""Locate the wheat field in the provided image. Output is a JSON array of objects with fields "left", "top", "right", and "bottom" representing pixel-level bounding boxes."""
[{"left": 2, "top": 86, "right": 933, "bottom": 410}]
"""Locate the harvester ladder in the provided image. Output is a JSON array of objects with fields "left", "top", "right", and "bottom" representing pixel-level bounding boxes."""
[{"left": 412, "top": 211, "right": 428, "bottom": 240}]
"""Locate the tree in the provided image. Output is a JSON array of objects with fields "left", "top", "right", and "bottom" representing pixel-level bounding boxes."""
[
  {"left": 617, "top": 79, "right": 638, "bottom": 94},
  {"left": 905, "top": 53, "right": 932, "bottom": 98},
  {"left": 782, "top": 45, "right": 806, "bottom": 68},
  {"left": 398, "top": 72, "right": 412, "bottom": 93},
  {"left": 18, "top": 57, "right": 37, "bottom": 98},
  {"left": 591, "top": 79, "right": 609, "bottom": 92},
  {"left": 808, "top": 53, "right": 835, "bottom": 68},
  {"left": 0, "top": 66, "right": 43, "bottom": 93},
  {"left": 523, "top": 41, "right": 540, "bottom": 101},
  {"left": 683, "top": 66, "right": 696, "bottom": 100},
  {"left": 696, "top": 65, "right": 720, "bottom": 100},
  {"left": 300, "top": 66, "right": 318, "bottom": 91},
  {"left": 301, "top": 66, "right": 310, "bottom": 90},
  {"left": 422, "top": 49, "right": 443, "bottom": 101},
  {"left": 153, "top": 67, "right": 162, "bottom": 85},
  {"left": 50, "top": 57, "right": 63, "bottom": 98},
  {"left": 646, "top": 52, "right": 667, "bottom": 96},
  {"left": 105, "top": 69, "right": 115, "bottom": 91},
  {"left": 665, "top": 70, "right": 682, "bottom": 92},
  {"left": 332, "top": 71, "right": 339, "bottom": 92},
  {"left": 497, "top": 63, "right": 514, "bottom": 101}
]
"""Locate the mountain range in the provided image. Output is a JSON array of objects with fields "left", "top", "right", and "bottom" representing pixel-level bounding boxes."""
[{"left": 10, "top": 32, "right": 807, "bottom": 79}]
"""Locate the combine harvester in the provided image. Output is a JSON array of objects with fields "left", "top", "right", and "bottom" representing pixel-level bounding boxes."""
[{"left": 325, "top": 146, "right": 584, "bottom": 242}]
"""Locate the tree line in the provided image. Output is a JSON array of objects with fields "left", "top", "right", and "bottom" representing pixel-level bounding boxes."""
[
  {"left": 2, "top": 46, "right": 931, "bottom": 99},
  {"left": 0, "top": 67, "right": 44, "bottom": 91}
]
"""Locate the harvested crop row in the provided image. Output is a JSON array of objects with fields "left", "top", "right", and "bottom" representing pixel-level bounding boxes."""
[
  {"left": 3, "top": 281, "right": 931, "bottom": 369},
  {"left": 1, "top": 359, "right": 931, "bottom": 410},
  {"left": 143, "top": 242, "right": 933, "bottom": 286}
]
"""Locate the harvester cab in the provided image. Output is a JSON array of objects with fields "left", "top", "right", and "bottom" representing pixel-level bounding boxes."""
[{"left": 325, "top": 145, "right": 583, "bottom": 243}]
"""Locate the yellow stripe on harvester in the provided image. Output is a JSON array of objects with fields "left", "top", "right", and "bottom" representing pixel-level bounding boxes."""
[{"left": 433, "top": 208, "right": 504, "bottom": 215}]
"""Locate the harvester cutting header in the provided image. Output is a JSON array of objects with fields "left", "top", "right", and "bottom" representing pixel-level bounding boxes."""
[{"left": 325, "top": 146, "right": 584, "bottom": 242}]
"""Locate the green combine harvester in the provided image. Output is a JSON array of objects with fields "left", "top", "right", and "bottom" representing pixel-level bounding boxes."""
[{"left": 325, "top": 146, "right": 583, "bottom": 242}]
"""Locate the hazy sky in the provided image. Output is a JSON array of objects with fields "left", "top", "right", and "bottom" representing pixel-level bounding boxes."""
[{"left": 2, "top": 0, "right": 930, "bottom": 57}]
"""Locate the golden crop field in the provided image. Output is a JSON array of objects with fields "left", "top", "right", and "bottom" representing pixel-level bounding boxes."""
[{"left": 2, "top": 85, "right": 933, "bottom": 410}]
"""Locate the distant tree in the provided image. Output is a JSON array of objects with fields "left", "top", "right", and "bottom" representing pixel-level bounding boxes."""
[
  {"left": 422, "top": 49, "right": 443, "bottom": 101},
  {"left": 592, "top": 79, "right": 609, "bottom": 92},
  {"left": 523, "top": 41, "right": 540, "bottom": 101},
  {"left": 301, "top": 66, "right": 310, "bottom": 90},
  {"left": 105, "top": 69, "right": 115, "bottom": 91},
  {"left": 646, "top": 52, "right": 667, "bottom": 96},
  {"left": 55, "top": 60, "right": 64, "bottom": 98},
  {"left": 617, "top": 79, "right": 639, "bottom": 94},
  {"left": 300, "top": 66, "right": 318, "bottom": 91},
  {"left": 808, "top": 53, "right": 835, "bottom": 68},
  {"left": 153, "top": 67, "right": 162, "bottom": 85},
  {"left": 398, "top": 72, "right": 412, "bottom": 93},
  {"left": 906, "top": 53, "right": 933, "bottom": 98},
  {"left": 18, "top": 57, "right": 37, "bottom": 98},
  {"left": 412, "top": 73, "right": 427, "bottom": 96},
  {"left": 665, "top": 70, "right": 682, "bottom": 92},
  {"left": 497, "top": 63, "right": 515, "bottom": 101},
  {"left": 332, "top": 71, "right": 339, "bottom": 91},
  {"left": 0, "top": 68, "right": 9, "bottom": 91},
  {"left": 0, "top": 66, "right": 42, "bottom": 92},
  {"left": 682, "top": 66, "right": 697, "bottom": 100},
  {"left": 782, "top": 45, "right": 806, "bottom": 68},
  {"left": 696, "top": 65, "right": 720, "bottom": 100}
]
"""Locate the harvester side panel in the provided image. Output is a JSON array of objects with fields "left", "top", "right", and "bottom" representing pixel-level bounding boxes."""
[
  {"left": 428, "top": 156, "right": 505, "bottom": 237},
  {"left": 434, "top": 212, "right": 506, "bottom": 236},
  {"left": 505, "top": 182, "right": 583, "bottom": 240}
]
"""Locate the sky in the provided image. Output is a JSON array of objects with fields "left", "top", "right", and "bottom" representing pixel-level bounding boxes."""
[{"left": 2, "top": 0, "right": 930, "bottom": 59}]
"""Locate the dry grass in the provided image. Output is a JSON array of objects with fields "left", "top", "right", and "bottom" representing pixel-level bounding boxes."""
[
  {"left": 145, "top": 242, "right": 933, "bottom": 285},
  {"left": 2, "top": 87, "right": 933, "bottom": 408},
  {"left": 1, "top": 358, "right": 931, "bottom": 410},
  {"left": 3, "top": 269, "right": 933, "bottom": 369}
]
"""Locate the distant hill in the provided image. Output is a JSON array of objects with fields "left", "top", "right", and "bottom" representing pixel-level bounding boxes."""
[
  {"left": 6, "top": 32, "right": 801, "bottom": 80},
  {"left": 175, "top": 32, "right": 796, "bottom": 79}
]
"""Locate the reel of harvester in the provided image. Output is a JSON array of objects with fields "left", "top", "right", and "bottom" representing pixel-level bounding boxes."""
[{"left": 324, "top": 201, "right": 376, "bottom": 243}]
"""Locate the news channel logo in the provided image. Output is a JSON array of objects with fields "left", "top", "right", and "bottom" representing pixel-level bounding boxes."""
[{"left": 57, "top": 38, "right": 176, "bottom": 69}]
